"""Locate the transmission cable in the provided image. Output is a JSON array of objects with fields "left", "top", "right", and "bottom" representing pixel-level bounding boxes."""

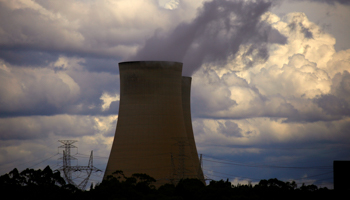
[{"left": 202, "top": 158, "right": 332, "bottom": 170}]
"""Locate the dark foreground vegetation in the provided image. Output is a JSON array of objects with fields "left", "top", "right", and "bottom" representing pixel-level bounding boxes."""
[{"left": 0, "top": 166, "right": 339, "bottom": 200}]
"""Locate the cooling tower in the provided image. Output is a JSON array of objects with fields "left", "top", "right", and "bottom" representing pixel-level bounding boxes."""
[
  {"left": 104, "top": 61, "right": 202, "bottom": 186},
  {"left": 181, "top": 77, "right": 205, "bottom": 182}
]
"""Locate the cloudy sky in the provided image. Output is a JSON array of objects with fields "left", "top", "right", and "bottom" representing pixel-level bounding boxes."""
[{"left": 1, "top": 0, "right": 349, "bottom": 189}]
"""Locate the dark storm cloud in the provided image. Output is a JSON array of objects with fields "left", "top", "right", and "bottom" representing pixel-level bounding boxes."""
[
  {"left": 82, "top": 57, "right": 120, "bottom": 74},
  {"left": 0, "top": 115, "right": 98, "bottom": 140},
  {"left": 68, "top": 70, "right": 120, "bottom": 114},
  {"left": 218, "top": 121, "right": 243, "bottom": 137},
  {"left": 0, "top": 47, "right": 122, "bottom": 74},
  {"left": 196, "top": 114, "right": 348, "bottom": 186},
  {"left": 107, "top": 101, "right": 120, "bottom": 115},
  {"left": 266, "top": 27, "right": 288, "bottom": 44},
  {"left": 331, "top": 71, "right": 350, "bottom": 101},
  {"left": 300, "top": 25, "right": 313, "bottom": 39},
  {"left": 0, "top": 103, "right": 61, "bottom": 118},
  {"left": 288, "top": 21, "right": 313, "bottom": 39},
  {"left": 0, "top": 0, "right": 125, "bottom": 73},
  {"left": 314, "top": 71, "right": 350, "bottom": 117},
  {"left": 0, "top": 2, "right": 79, "bottom": 54},
  {"left": 205, "top": 145, "right": 336, "bottom": 185},
  {"left": 305, "top": 0, "right": 350, "bottom": 5},
  {"left": 0, "top": 59, "right": 120, "bottom": 117},
  {"left": 131, "top": 0, "right": 283, "bottom": 75},
  {"left": 0, "top": 97, "right": 118, "bottom": 117},
  {"left": 0, "top": 49, "right": 59, "bottom": 67},
  {"left": 314, "top": 95, "right": 350, "bottom": 116}
]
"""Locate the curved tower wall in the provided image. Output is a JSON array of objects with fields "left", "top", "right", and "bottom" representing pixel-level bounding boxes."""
[
  {"left": 181, "top": 77, "right": 204, "bottom": 182},
  {"left": 104, "top": 61, "right": 198, "bottom": 186}
]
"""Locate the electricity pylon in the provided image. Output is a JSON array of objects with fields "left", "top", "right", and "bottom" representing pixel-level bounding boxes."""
[
  {"left": 169, "top": 137, "right": 193, "bottom": 184},
  {"left": 58, "top": 140, "right": 101, "bottom": 190}
]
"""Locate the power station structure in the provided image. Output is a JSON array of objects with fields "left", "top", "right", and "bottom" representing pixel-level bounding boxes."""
[{"left": 104, "top": 61, "right": 204, "bottom": 186}]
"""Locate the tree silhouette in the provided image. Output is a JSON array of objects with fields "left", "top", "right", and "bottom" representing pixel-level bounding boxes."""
[
  {"left": 1, "top": 167, "right": 338, "bottom": 199},
  {"left": 0, "top": 166, "right": 79, "bottom": 200}
]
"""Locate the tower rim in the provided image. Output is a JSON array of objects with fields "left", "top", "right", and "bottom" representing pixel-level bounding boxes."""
[{"left": 119, "top": 61, "right": 183, "bottom": 65}]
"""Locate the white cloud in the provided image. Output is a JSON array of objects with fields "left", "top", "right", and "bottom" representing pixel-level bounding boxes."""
[
  {"left": 158, "top": 0, "right": 180, "bottom": 10},
  {"left": 251, "top": 54, "right": 331, "bottom": 99},
  {"left": 0, "top": 59, "right": 81, "bottom": 113},
  {"left": 194, "top": 117, "right": 350, "bottom": 155},
  {"left": 100, "top": 92, "right": 119, "bottom": 111},
  {"left": 326, "top": 49, "right": 350, "bottom": 78},
  {"left": 191, "top": 11, "right": 349, "bottom": 123},
  {"left": 231, "top": 177, "right": 258, "bottom": 186},
  {"left": 0, "top": 0, "right": 198, "bottom": 59}
]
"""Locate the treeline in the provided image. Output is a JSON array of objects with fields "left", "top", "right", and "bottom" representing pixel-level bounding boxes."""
[
  {"left": 0, "top": 166, "right": 80, "bottom": 200},
  {"left": 0, "top": 166, "right": 337, "bottom": 200}
]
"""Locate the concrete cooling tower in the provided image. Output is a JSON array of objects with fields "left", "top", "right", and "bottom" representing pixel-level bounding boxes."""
[
  {"left": 181, "top": 76, "right": 204, "bottom": 181},
  {"left": 104, "top": 61, "right": 204, "bottom": 186}
]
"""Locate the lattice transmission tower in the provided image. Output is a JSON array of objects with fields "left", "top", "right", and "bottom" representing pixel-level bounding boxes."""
[
  {"left": 169, "top": 137, "right": 194, "bottom": 185},
  {"left": 58, "top": 140, "right": 101, "bottom": 190}
]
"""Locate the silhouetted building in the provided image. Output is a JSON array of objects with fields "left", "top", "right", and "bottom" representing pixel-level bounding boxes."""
[
  {"left": 104, "top": 61, "right": 204, "bottom": 186},
  {"left": 333, "top": 160, "right": 350, "bottom": 192}
]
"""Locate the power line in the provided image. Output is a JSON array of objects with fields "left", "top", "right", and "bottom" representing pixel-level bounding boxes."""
[
  {"left": 293, "top": 171, "right": 333, "bottom": 181},
  {"left": 202, "top": 158, "right": 332, "bottom": 170},
  {"left": 203, "top": 167, "right": 334, "bottom": 186},
  {"left": 202, "top": 154, "right": 333, "bottom": 168},
  {"left": 75, "top": 153, "right": 109, "bottom": 159},
  {"left": 203, "top": 168, "right": 261, "bottom": 181},
  {"left": 0, "top": 153, "right": 60, "bottom": 169},
  {"left": 27, "top": 153, "right": 60, "bottom": 169},
  {"left": 294, "top": 177, "right": 334, "bottom": 187}
]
